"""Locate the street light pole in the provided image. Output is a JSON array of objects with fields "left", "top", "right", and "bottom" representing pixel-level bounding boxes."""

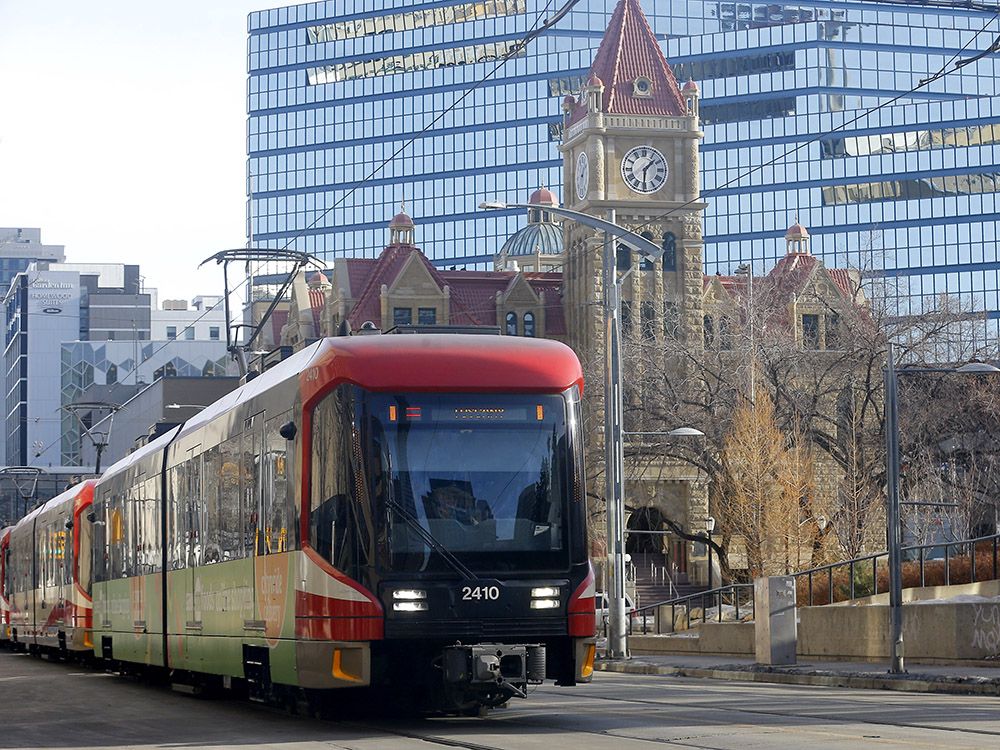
[
  {"left": 883, "top": 348, "right": 1000, "bottom": 674},
  {"left": 481, "top": 201, "right": 663, "bottom": 660},
  {"left": 884, "top": 342, "right": 905, "bottom": 674},
  {"left": 603, "top": 208, "right": 628, "bottom": 659},
  {"left": 706, "top": 516, "right": 716, "bottom": 590}
]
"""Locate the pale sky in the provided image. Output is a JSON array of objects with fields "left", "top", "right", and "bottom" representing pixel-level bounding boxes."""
[{"left": 0, "top": 0, "right": 276, "bottom": 302}]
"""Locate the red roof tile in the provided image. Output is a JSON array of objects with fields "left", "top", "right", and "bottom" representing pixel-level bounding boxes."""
[
  {"left": 343, "top": 258, "right": 377, "bottom": 297},
  {"left": 570, "top": 0, "right": 686, "bottom": 125},
  {"left": 347, "top": 244, "right": 448, "bottom": 329}
]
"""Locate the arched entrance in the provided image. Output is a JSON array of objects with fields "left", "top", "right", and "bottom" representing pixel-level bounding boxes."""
[
  {"left": 625, "top": 506, "right": 688, "bottom": 581},
  {"left": 626, "top": 507, "right": 667, "bottom": 554}
]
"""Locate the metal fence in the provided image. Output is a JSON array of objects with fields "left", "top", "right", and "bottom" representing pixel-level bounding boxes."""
[
  {"left": 618, "top": 530, "right": 1000, "bottom": 636},
  {"left": 609, "top": 583, "right": 755, "bottom": 636},
  {"left": 793, "top": 531, "right": 1000, "bottom": 606}
]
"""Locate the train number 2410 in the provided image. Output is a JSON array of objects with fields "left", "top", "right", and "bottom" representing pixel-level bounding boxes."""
[{"left": 461, "top": 585, "right": 500, "bottom": 601}]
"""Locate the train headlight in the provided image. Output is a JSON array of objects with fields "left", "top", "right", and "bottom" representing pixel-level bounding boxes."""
[
  {"left": 531, "top": 587, "right": 559, "bottom": 598},
  {"left": 393, "top": 601, "right": 429, "bottom": 612},
  {"left": 530, "top": 599, "right": 560, "bottom": 610},
  {"left": 392, "top": 589, "right": 426, "bottom": 600}
]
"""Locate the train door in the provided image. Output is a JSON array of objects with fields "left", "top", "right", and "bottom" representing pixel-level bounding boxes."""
[
  {"left": 255, "top": 412, "right": 292, "bottom": 650},
  {"left": 36, "top": 517, "right": 54, "bottom": 644},
  {"left": 242, "top": 414, "right": 263, "bottom": 627},
  {"left": 179, "top": 451, "right": 199, "bottom": 651},
  {"left": 54, "top": 515, "right": 70, "bottom": 646}
]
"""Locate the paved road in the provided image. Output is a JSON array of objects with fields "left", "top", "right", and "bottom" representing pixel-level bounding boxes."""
[{"left": 3, "top": 649, "right": 1000, "bottom": 749}]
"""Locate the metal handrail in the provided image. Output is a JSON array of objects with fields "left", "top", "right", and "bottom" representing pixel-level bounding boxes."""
[
  {"left": 627, "top": 582, "right": 756, "bottom": 635},
  {"left": 619, "top": 530, "right": 1000, "bottom": 635},
  {"left": 790, "top": 530, "right": 1000, "bottom": 606}
]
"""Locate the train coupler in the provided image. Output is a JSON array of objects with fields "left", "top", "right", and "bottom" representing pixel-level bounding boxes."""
[{"left": 442, "top": 643, "right": 545, "bottom": 704}]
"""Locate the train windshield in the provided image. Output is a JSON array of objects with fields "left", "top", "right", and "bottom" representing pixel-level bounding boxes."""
[{"left": 366, "top": 392, "right": 573, "bottom": 574}]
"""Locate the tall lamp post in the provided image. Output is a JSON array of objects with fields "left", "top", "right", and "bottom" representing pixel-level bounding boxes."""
[
  {"left": 482, "top": 201, "right": 663, "bottom": 660},
  {"left": 706, "top": 516, "right": 716, "bottom": 590},
  {"left": 884, "top": 343, "right": 999, "bottom": 674}
]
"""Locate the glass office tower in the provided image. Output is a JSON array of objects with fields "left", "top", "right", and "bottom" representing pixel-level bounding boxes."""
[{"left": 247, "top": 0, "right": 1000, "bottom": 335}]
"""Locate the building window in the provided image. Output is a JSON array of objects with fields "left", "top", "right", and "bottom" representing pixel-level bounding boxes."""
[
  {"left": 826, "top": 313, "right": 841, "bottom": 350},
  {"left": 523, "top": 312, "right": 536, "bottom": 337},
  {"left": 393, "top": 307, "right": 412, "bottom": 326},
  {"left": 621, "top": 301, "right": 633, "bottom": 337},
  {"left": 662, "top": 233, "right": 677, "bottom": 272},
  {"left": 209, "top": 326, "right": 220, "bottom": 341},
  {"left": 802, "top": 314, "right": 820, "bottom": 349},
  {"left": 719, "top": 317, "right": 733, "bottom": 350},
  {"left": 184, "top": 327, "right": 195, "bottom": 340},
  {"left": 505, "top": 311, "right": 517, "bottom": 335},
  {"left": 418, "top": 307, "right": 437, "bottom": 325},
  {"left": 166, "top": 326, "right": 177, "bottom": 340},
  {"left": 616, "top": 245, "right": 632, "bottom": 272},
  {"left": 106, "top": 364, "right": 117, "bottom": 385},
  {"left": 663, "top": 301, "right": 679, "bottom": 338},
  {"left": 641, "top": 301, "right": 656, "bottom": 339},
  {"left": 704, "top": 315, "right": 714, "bottom": 348},
  {"left": 640, "top": 232, "right": 655, "bottom": 271}
]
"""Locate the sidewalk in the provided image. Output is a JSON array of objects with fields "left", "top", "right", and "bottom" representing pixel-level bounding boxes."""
[{"left": 596, "top": 652, "right": 1000, "bottom": 696}]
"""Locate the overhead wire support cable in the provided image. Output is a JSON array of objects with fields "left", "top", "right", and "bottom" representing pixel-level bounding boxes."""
[
  {"left": 618, "top": 7, "right": 1000, "bottom": 243},
  {"left": 32, "top": 0, "right": 581, "bottom": 468},
  {"left": 274, "top": 0, "right": 578, "bottom": 255}
]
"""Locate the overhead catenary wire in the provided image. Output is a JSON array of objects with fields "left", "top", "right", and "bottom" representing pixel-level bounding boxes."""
[
  {"left": 599, "top": 7, "right": 1000, "bottom": 252},
  {"left": 30, "top": 0, "right": 579, "bottom": 468}
]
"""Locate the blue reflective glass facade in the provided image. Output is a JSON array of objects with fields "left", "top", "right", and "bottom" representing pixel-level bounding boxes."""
[{"left": 248, "top": 1, "right": 1000, "bottom": 334}]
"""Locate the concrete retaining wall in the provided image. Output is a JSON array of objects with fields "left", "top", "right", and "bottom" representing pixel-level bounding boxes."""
[{"left": 632, "top": 600, "right": 1000, "bottom": 662}]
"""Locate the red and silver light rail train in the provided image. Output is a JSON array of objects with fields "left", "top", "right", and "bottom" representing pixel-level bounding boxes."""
[{"left": 1, "top": 334, "right": 596, "bottom": 709}]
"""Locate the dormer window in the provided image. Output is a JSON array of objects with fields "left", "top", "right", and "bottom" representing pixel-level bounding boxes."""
[{"left": 633, "top": 76, "right": 653, "bottom": 97}]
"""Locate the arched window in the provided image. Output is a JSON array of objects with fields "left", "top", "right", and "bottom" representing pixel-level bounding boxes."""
[
  {"left": 704, "top": 315, "right": 714, "bottom": 348},
  {"left": 662, "top": 232, "right": 677, "bottom": 271},
  {"left": 505, "top": 311, "right": 518, "bottom": 336},
  {"left": 616, "top": 244, "right": 632, "bottom": 272},
  {"left": 523, "top": 312, "right": 536, "bottom": 337},
  {"left": 640, "top": 231, "right": 655, "bottom": 271},
  {"left": 106, "top": 364, "right": 118, "bottom": 385}
]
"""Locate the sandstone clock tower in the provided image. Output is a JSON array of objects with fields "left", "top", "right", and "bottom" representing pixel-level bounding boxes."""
[{"left": 560, "top": 0, "right": 706, "bottom": 363}]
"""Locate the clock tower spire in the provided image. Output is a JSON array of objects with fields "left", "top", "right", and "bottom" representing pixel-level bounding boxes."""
[{"left": 561, "top": 0, "right": 706, "bottom": 361}]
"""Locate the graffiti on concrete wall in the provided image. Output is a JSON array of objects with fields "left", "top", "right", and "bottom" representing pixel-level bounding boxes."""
[{"left": 971, "top": 604, "right": 1000, "bottom": 654}]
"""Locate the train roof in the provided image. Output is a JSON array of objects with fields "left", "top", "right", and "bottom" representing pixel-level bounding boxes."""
[
  {"left": 100, "top": 423, "right": 182, "bottom": 482},
  {"left": 301, "top": 334, "right": 584, "bottom": 399},
  {"left": 11, "top": 480, "right": 95, "bottom": 532},
  {"left": 98, "top": 334, "right": 583, "bottom": 479}
]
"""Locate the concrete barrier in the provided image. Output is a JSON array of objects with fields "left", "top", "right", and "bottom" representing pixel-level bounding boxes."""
[{"left": 632, "top": 601, "right": 1000, "bottom": 663}]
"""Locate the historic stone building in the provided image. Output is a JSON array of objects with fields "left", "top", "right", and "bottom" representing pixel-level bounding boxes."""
[{"left": 279, "top": 0, "right": 865, "bottom": 587}]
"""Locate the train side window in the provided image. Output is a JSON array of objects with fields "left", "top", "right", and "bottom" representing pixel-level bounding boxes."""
[
  {"left": 92, "top": 499, "right": 107, "bottom": 583},
  {"left": 264, "top": 412, "right": 292, "bottom": 554},
  {"left": 59, "top": 522, "right": 70, "bottom": 586},
  {"left": 243, "top": 416, "right": 263, "bottom": 557},
  {"left": 167, "top": 466, "right": 183, "bottom": 570},
  {"left": 187, "top": 451, "right": 203, "bottom": 568},
  {"left": 202, "top": 446, "right": 222, "bottom": 564},
  {"left": 310, "top": 388, "right": 351, "bottom": 570},
  {"left": 219, "top": 435, "right": 243, "bottom": 560},
  {"left": 125, "top": 482, "right": 139, "bottom": 578},
  {"left": 146, "top": 477, "right": 160, "bottom": 575},
  {"left": 109, "top": 493, "right": 126, "bottom": 579}
]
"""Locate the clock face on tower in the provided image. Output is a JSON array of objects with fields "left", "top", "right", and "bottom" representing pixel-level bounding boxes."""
[
  {"left": 621, "top": 145, "right": 668, "bottom": 194},
  {"left": 575, "top": 151, "right": 590, "bottom": 201}
]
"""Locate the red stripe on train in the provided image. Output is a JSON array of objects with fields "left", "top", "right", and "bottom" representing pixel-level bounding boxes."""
[
  {"left": 567, "top": 563, "right": 596, "bottom": 637},
  {"left": 295, "top": 590, "right": 384, "bottom": 641}
]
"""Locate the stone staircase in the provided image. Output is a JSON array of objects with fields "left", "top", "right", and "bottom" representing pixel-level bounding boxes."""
[{"left": 630, "top": 552, "right": 706, "bottom": 609}]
